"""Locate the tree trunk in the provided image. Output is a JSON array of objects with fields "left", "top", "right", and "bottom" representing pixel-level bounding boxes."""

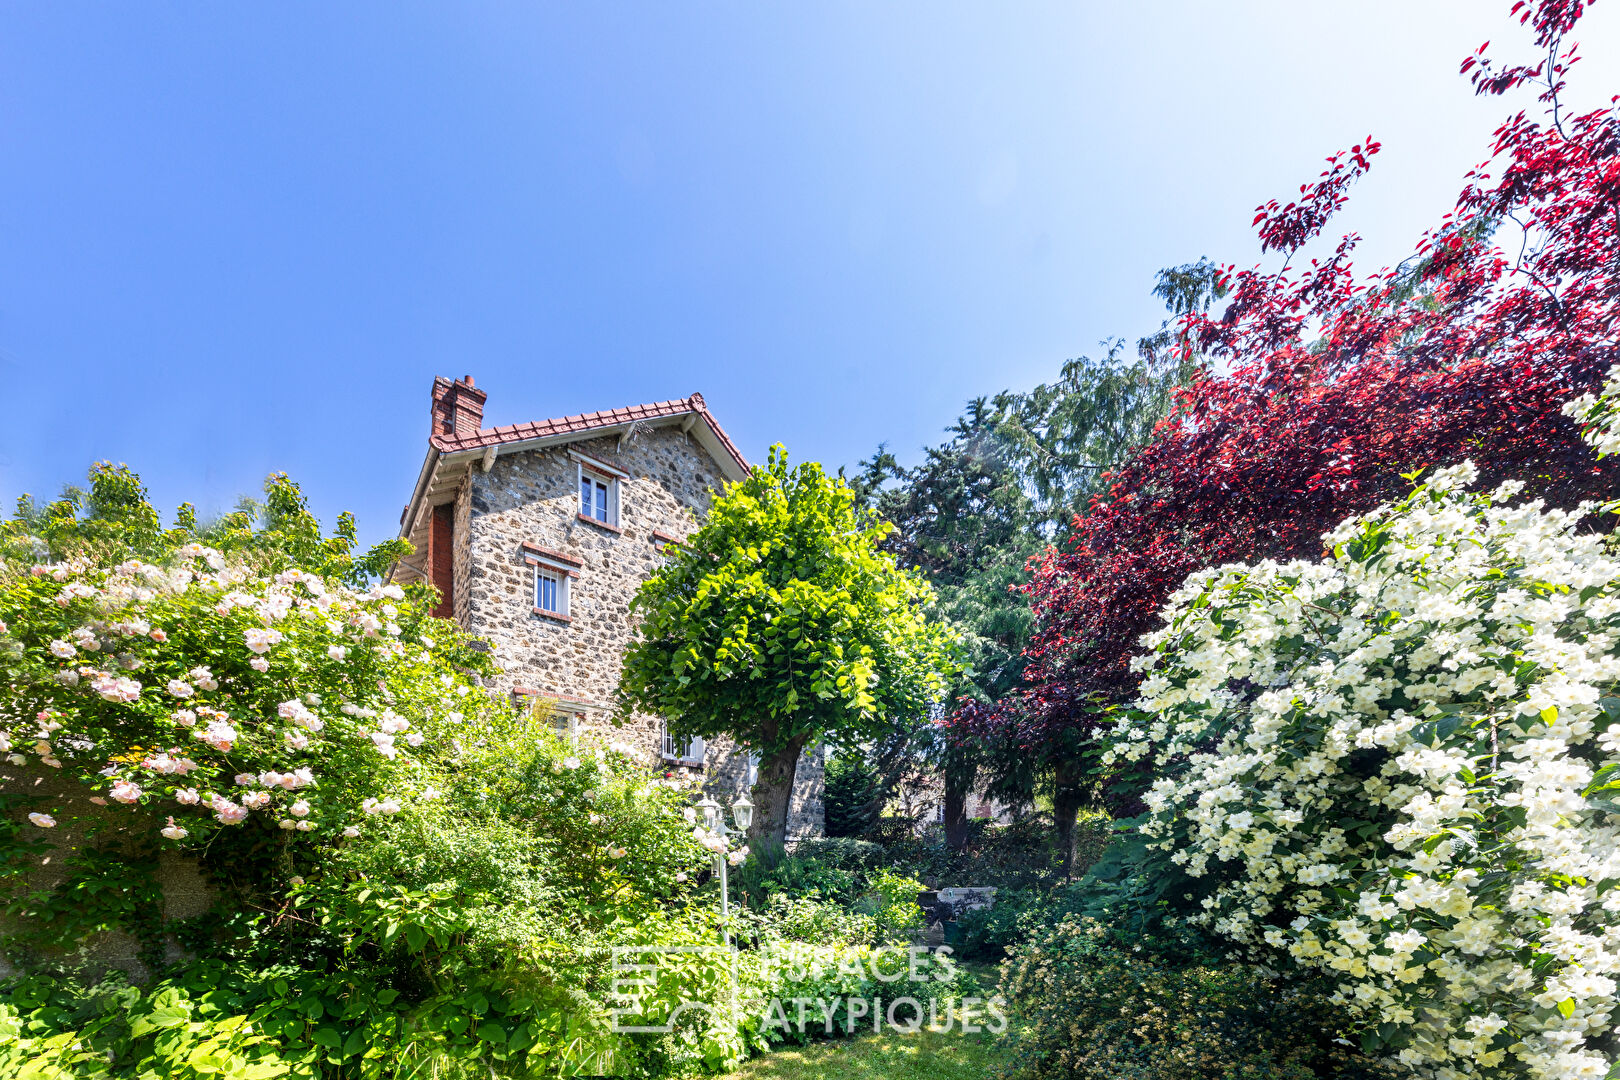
[
  {"left": 748, "top": 732, "right": 811, "bottom": 848},
  {"left": 942, "top": 745, "right": 978, "bottom": 852},
  {"left": 1052, "top": 756, "right": 1084, "bottom": 878}
]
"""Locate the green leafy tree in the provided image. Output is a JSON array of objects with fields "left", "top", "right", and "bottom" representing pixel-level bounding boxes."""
[
  {"left": 618, "top": 447, "right": 962, "bottom": 847},
  {"left": 844, "top": 261, "right": 1223, "bottom": 852}
]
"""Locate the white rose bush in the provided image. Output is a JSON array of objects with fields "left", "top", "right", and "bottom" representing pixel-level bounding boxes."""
[{"left": 1103, "top": 379, "right": 1620, "bottom": 1080}]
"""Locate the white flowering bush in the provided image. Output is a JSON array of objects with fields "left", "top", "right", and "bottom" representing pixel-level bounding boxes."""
[
  {"left": 1564, "top": 365, "right": 1620, "bottom": 462},
  {"left": 1110, "top": 458, "right": 1620, "bottom": 1080},
  {"left": 0, "top": 474, "right": 492, "bottom": 867}
]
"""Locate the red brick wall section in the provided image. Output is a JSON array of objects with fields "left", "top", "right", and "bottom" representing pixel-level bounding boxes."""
[{"left": 430, "top": 503, "right": 455, "bottom": 619}]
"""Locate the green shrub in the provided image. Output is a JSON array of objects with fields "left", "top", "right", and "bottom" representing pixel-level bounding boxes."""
[
  {"left": 879, "top": 811, "right": 1111, "bottom": 895},
  {"left": 1000, "top": 915, "right": 1399, "bottom": 1080},
  {"left": 0, "top": 467, "right": 768, "bottom": 1078},
  {"left": 786, "top": 838, "right": 886, "bottom": 875},
  {"left": 742, "top": 893, "right": 879, "bottom": 947},
  {"left": 853, "top": 868, "right": 926, "bottom": 944},
  {"left": 755, "top": 940, "right": 981, "bottom": 1048},
  {"left": 951, "top": 890, "right": 1032, "bottom": 961},
  {"left": 733, "top": 837, "right": 885, "bottom": 913},
  {"left": 822, "top": 753, "right": 884, "bottom": 837}
]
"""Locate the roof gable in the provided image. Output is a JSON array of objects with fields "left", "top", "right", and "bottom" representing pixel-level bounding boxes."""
[
  {"left": 396, "top": 389, "right": 749, "bottom": 547},
  {"left": 429, "top": 392, "right": 747, "bottom": 477}
]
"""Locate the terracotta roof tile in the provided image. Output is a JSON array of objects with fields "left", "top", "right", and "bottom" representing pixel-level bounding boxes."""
[{"left": 427, "top": 393, "right": 748, "bottom": 476}]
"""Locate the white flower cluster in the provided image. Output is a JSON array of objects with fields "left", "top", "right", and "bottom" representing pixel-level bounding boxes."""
[
  {"left": 1113, "top": 460, "right": 1620, "bottom": 1080},
  {"left": 1563, "top": 365, "right": 1620, "bottom": 462},
  {"left": 0, "top": 543, "right": 457, "bottom": 848}
]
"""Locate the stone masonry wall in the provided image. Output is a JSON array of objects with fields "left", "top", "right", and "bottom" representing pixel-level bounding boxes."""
[
  {"left": 0, "top": 762, "right": 215, "bottom": 981},
  {"left": 460, "top": 424, "right": 822, "bottom": 838}
]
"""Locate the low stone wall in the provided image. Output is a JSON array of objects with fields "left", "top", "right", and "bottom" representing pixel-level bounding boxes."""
[{"left": 0, "top": 762, "right": 215, "bottom": 982}]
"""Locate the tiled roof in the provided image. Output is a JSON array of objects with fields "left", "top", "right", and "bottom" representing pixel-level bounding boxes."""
[{"left": 429, "top": 392, "right": 748, "bottom": 475}]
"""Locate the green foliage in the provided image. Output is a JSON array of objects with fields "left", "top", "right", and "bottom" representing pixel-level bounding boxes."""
[
  {"left": 741, "top": 893, "right": 878, "bottom": 948},
  {"left": 1000, "top": 915, "right": 1398, "bottom": 1080},
  {"left": 4, "top": 465, "right": 404, "bottom": 590},
  {"left": 0, "top": 714, "right": 746, "bottom": 1079},
  {"left": 854, "top": 869, "right": 926, "bottom": 943},
  {"left": 4, "top": 842, "right": 168, "bottom": 975},
  {"left": 823, "top": 753, "right": 885, "bottom": 838},
  {"left": 0, "top": 957, "right": 625, "bottom": 1080},
  {"left": 759, "top": 853, "right": 858, "bottom": 908},
  {"left": 755, "top": 943, "right": 979, "bottom": 1048},
  {"left": 784, "top": 838, "right": 886, "bottom": 875},
  {"left": 0, "top": 464, "right": 762, "bottom": 1079},
  {"left": 621, "top": 447, "right": 960, "bottom": 756}
]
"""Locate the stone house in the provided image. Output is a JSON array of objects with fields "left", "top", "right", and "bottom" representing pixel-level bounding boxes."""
[{"left": 389, "top": 376, "right": 825, "bottom": 839}]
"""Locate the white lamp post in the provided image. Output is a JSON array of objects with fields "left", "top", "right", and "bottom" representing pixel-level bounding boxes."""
[{"left": 697, "top": 792, "right": 754, "bottom": 947}]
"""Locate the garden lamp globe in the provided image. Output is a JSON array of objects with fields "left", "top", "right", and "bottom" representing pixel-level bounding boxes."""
[
  {"left": 731, "top": 795, "right": 753, "bottom": 832},
  {"left": 695, "top": 794, "right": 721, "bottom": 832}
]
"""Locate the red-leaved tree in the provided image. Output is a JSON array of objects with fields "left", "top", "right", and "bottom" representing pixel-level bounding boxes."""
[{"left": 956, "top": 0, "right": 1620, "bottom": 855}]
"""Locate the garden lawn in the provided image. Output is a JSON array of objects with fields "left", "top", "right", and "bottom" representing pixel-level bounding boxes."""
[{"left": 726, "top": 1029, "right": 1010, "bottom": 1080}]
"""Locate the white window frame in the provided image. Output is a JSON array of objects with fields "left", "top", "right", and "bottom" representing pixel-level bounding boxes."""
[
  {"left": 522, "top": 545, "right": 580, "bottom": 620},
  {"left": 534, "top": 566, "right": 569, "bottom": 617},
  {"left": 554, "top": 710, "right": 580, "bottom": 739},
  {"left": 514, "top": 691, "right": 587, "bottom": 744},
  {"left": 570, "top": 451, "right": 627, "bottom": 529},
  {"left": 659, "top": 718, "right": 705, "bottom": 766}
]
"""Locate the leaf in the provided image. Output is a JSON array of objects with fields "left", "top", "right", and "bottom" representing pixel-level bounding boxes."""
[{"left": 1586, "top": 763, "right": 1620, "bottom": 796}]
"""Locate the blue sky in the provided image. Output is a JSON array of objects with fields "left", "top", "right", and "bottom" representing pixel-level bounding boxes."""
[{"left": 2, "top": 2, "right": 1616, "bottom": 551}]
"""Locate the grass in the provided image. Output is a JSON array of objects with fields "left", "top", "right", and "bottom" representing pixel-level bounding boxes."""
[{"left": 725, "top": 1028, "right": 1012, "bottom": 1080}]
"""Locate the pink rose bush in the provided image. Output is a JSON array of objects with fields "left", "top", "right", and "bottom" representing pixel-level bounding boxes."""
[
  {"left": 0, "top": 467, "right": 795, "bottom": 1078},
  {"left": 0, "top": 467, "right": 496, "bottom": 854}
]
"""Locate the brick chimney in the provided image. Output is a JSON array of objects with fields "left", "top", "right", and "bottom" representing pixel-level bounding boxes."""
[{"left": 430, "top": 375, "right": 486, "bottom": 440}]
